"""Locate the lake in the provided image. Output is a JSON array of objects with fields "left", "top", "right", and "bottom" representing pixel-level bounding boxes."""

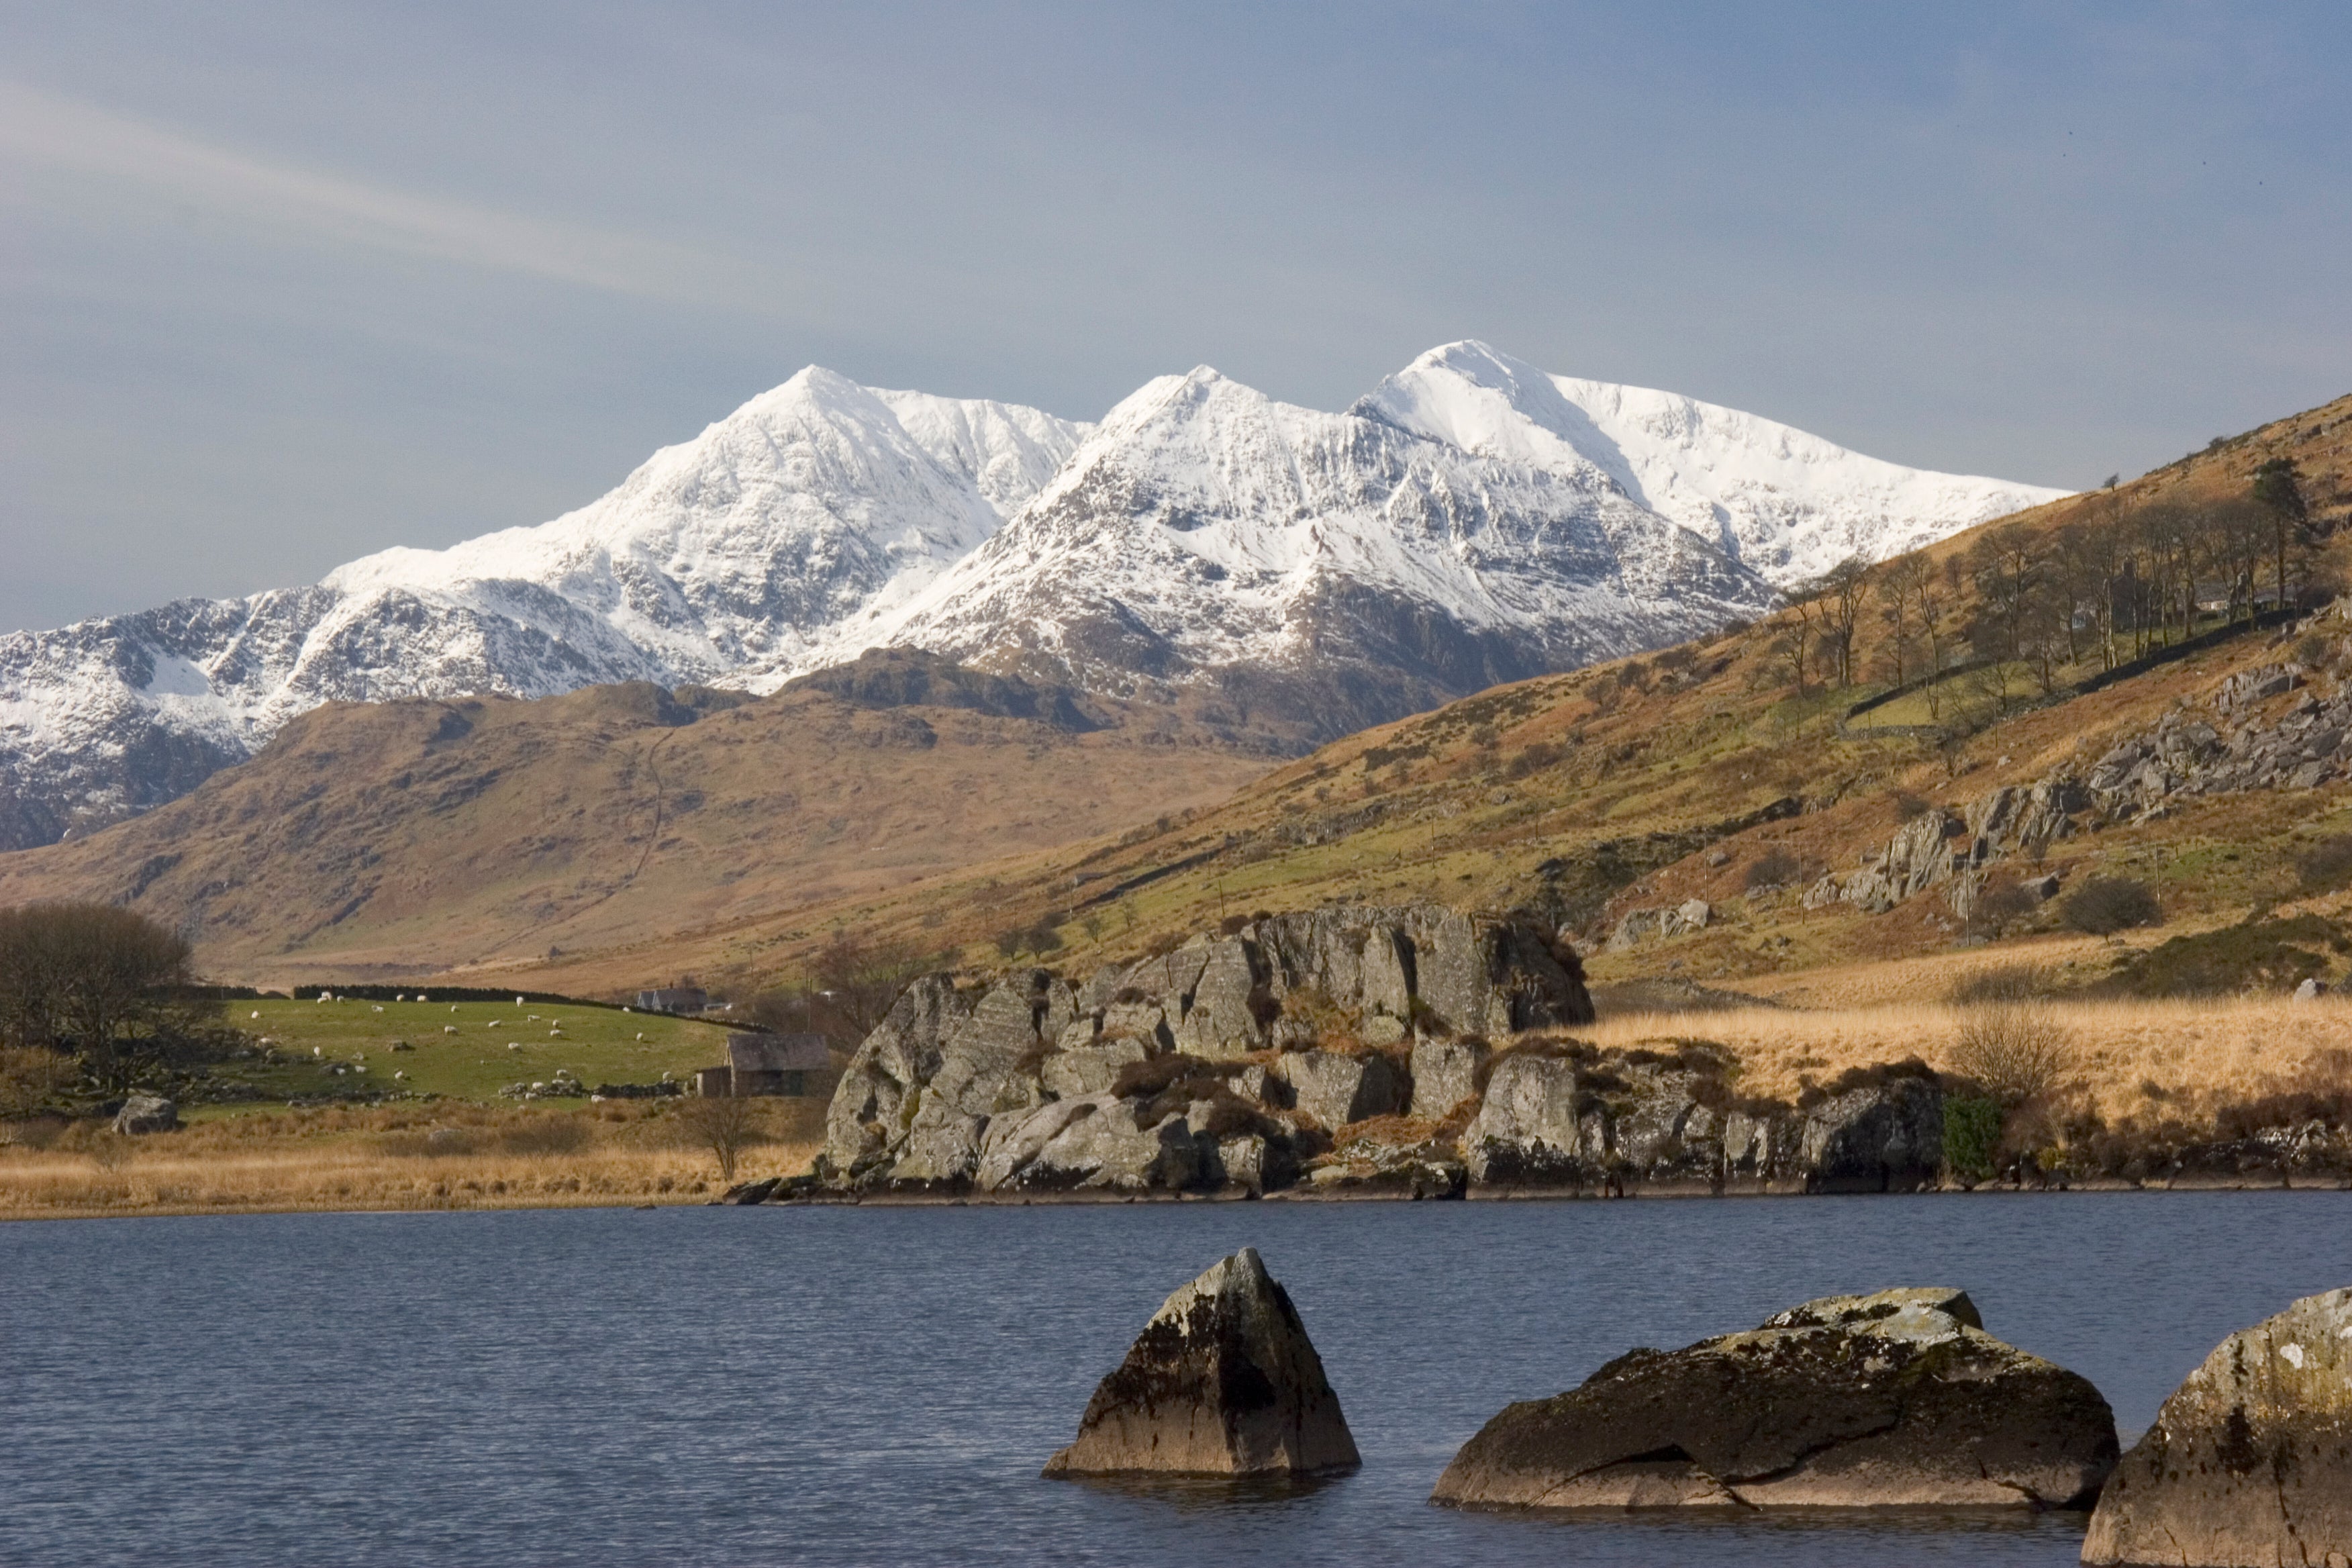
[{"left": 5, "top": 1192, "right": 2347, "bottom": 1567}]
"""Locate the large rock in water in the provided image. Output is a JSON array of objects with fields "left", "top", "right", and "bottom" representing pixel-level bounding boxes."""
[
  {"left": 1042, "top": 1248, "right": 1361, "bottom": 1477},
  {"left": 1433, "top": 1288, "right": 2116, "bottom": 1509},
  {"left": 2081, "top": 1287, "right": 2352, "bottom": 1566}
]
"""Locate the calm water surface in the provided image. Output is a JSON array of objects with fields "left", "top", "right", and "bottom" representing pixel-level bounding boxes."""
[{"left": 5, "top": 1192, "right": 2349, "bottom": 1567}]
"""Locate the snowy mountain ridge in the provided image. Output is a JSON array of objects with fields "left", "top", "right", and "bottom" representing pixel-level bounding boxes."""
[{"left": 0, "top": 342, "right": 2065, "bottom": 850}]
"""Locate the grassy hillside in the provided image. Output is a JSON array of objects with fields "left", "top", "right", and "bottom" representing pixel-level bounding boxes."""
[{"left": 0, "top": 654, "right": 1271, "bottom": 984}]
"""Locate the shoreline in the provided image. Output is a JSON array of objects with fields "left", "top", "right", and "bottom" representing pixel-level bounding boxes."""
[{"left": 11, "top": 1168, "right": 2351, "bottom": 1224}]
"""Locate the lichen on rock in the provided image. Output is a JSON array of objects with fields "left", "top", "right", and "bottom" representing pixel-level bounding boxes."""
[
  {"left": 2081, "top": 1285, "right": 2352, "bottom": 1566},
  {"left": 1432, "top": 1286, "right": 2116, "bottom": 1510}
]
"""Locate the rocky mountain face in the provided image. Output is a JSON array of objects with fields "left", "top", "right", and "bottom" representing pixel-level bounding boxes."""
[
  {"left": 0, "top": 345, "right": 2062, "bottom": 850},
  {"left": 863, "top": 359, "right": 1781, "bottom": 743}
]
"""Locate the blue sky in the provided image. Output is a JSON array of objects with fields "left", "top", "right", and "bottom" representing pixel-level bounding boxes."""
[{"left": 3, "top": 1, "right": 2347, "bottom": 634}]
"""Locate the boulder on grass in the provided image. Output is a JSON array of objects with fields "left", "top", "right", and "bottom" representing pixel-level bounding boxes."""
[
  {"left": 111, "top": 1093, "right": 177, "bottom": 1135},
  {"left": 1433, "top": 1287, "right": 2116, "bottom": 1510},
  {"left": 1042, "top": 1247, "right": 1360, "bottom": 1477},
  {"left": 2081, "top": 1286, "right": 2352, "bottom": 1566}
]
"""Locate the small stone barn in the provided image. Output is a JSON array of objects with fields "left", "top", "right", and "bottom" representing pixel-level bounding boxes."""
[
  {"left": 634, "top": 986, "right": 709, "bottom": 1015},
  {"left": 720, "top": 1032, "right": 831, "bottom": 1096}
]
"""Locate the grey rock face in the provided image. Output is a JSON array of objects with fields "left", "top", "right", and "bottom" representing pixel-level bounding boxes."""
[
  {"left": 1043, "top": 1247, "right": 1361, "bottom": 1477},
  {"left": 1041, "top": 1038, "right": 1149, "bottom": 1098},
  {"left": 1408, "top": 1036, "right": 1491, "bottom": 1119},
  {"left": 1274, "top": 1050, "right": 1406, "bottom": 1132},
  {"left": 2082, "top": 1287, "right": 2352, "bottom": 1566},
  {"left": 111, "top": 1093, "right": 177, "bottom": 1135},
  {"left": 814, "top": 901, "right": 1593, "bottom": 1195},
  {"left": 1463, "top": 1049, "right": 1941, "bottom": 1193},
  {"left": 1433, "top": 1287, "right": 2116, "bottom": 1510},
  {"left": 1798, "top": 1076, "right": 1945, "bottom": 1192}
]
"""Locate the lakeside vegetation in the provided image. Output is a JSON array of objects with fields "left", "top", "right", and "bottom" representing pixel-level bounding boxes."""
[{"left": 0, "top": 1098, "right": 825, "bottom": 1221}]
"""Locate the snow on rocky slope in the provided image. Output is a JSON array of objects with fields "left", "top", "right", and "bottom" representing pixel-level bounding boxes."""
[
  {"left": 1360, "top": 341, "right": 2067, "bottom": 584},
  {"left": 0, "top": 371, "right": 1086, "bottom": 848},
  {"left": 863, "top": 364, "right": 1772, "bottom": 738},
  {"left": 0, "top": 345, "right": 2065, "bottom": 850}
]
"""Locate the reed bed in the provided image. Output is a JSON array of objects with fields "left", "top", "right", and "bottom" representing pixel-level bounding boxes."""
[{"left": 1585, "top": 993, "right": 2352, "bottom": 1122}]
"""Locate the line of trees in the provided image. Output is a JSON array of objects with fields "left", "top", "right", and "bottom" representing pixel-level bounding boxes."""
[
  {"left": 1771, "top": 459, "right": 2324, "bottom": 701},
  {"left": 0, "top": 901, "right": 216, "bottom": 1098}
]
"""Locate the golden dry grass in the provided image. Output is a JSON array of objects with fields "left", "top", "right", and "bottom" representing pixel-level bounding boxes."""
[
  {"left": 1585, "top": 993, "right": 2352, "bottom": 1122},
  {"left": 0, "top": 1101, "right": 821, "bottom": 1221}
]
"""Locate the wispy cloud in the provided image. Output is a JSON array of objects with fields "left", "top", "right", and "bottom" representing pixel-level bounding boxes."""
[{"left": 0, "top": 81, "right": 791, "bottom": 311}]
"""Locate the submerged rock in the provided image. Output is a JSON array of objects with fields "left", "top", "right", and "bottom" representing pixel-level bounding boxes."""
[
  {"left": 1433, "top": 1287, "right": 2116, "bottom": 1510},
  {"left": 2081, "top": 1286, "right": 2352, "bottom": 1566},
  {"left": 1043, "top": 1247, "right": 1361, "bottom": 1477}
]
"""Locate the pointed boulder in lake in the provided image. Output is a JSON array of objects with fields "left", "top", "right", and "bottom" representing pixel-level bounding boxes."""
[{"left": 1042, "top": 1248, "right": 1360, "bottom": 1477}]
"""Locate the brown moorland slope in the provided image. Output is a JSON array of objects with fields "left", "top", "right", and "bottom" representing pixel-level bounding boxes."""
[
  {"left": 452, "top": 390, "right": 2352, "bottom": 1000},
  {"left": 0, "top": 650, "right": 1272, "bottom": 983}
]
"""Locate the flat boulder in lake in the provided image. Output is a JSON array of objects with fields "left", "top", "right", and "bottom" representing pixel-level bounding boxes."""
[
  {"left": 2081, "top": 1286, "right": 2352, "bottom": 1567},
  {"left": 1433, "top": 1287, "right": 2116, "bottom": 1510},
  {"left": 1042, "top": 1247, "right": 1361, "bottom": 1477}
]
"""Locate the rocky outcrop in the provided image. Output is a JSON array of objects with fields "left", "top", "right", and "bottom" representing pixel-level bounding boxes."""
[
  {"left": 2090, "top": 663, "right": 2352, "bottom": 812},
  {"left": 2081, "top": 1286, "right": 2352, "bottom": 1566},
  {"left": 1273, "top": 1050, "right": 1406, "bottom": 1130},
  {"left": 111, "top": 1093, "right": 177, "bottom": 1134},
  {"left": 1463, "top": 1048, "right": 1942, "bottom": 1195},
  {"left": 1799, "top": 658, "right": 2352, "bottom": 927},
  {"left": 1432, "top": 1287, "right": 2116, "bottom": 1510},
  {"left": 1043, "top": 1247, "right": 1360, "bottom": 1477},
  {"left": 814, "top": 903, "right": 1591, "bottom": 1195},
  {"left": 1608, "top": 898, "right": 1712, "bottom": 949}
]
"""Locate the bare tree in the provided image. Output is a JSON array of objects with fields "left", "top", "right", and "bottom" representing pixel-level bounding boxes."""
[
  {"left": 0, "top": 903, "right": 205, "bottom": 1091},
  {"left": 1810, "top": 557, "right": 1873, "bottom": 689},
  {"left": 676, "top": 1091, "right": 760, "bottom": 1182},
  {"left": 750, "top": 928, "right": 938, "bottom": 1052},
  {"left": 2253, "top": 457, "right": 2312, "bottom": 612},
  {"left": 0, "top": 1046, "right": 76, "bottom": 1122},
  {"left": 1873, "top": 554, "right": 1939, "bottom": 689},
  {"left": 1949, "top": 1002, "right": 2075, "bottom": 1107}
]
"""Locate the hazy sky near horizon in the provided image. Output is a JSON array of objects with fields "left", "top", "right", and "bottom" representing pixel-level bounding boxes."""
[{"left": 3, "top": 2, "right": 2349, "bottom": 634}]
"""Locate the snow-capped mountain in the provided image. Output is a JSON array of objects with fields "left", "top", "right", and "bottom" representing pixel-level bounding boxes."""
[
  {"left": 0, "top": 344, "right": 2065, "bottom": 850},
  {"left": 0, "top": 370, "right": 1087, "bottom": 848},
  {"left": 859, "top": 364, "right": 1771, "bottom": 736},
  {"left": 1360, "top": 342, "right": 2065, "bottom": 583}
]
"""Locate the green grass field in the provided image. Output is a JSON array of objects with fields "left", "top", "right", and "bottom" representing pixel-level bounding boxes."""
[{"left": 213, "top": 997, "right": 739, "bottom": 1108}]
